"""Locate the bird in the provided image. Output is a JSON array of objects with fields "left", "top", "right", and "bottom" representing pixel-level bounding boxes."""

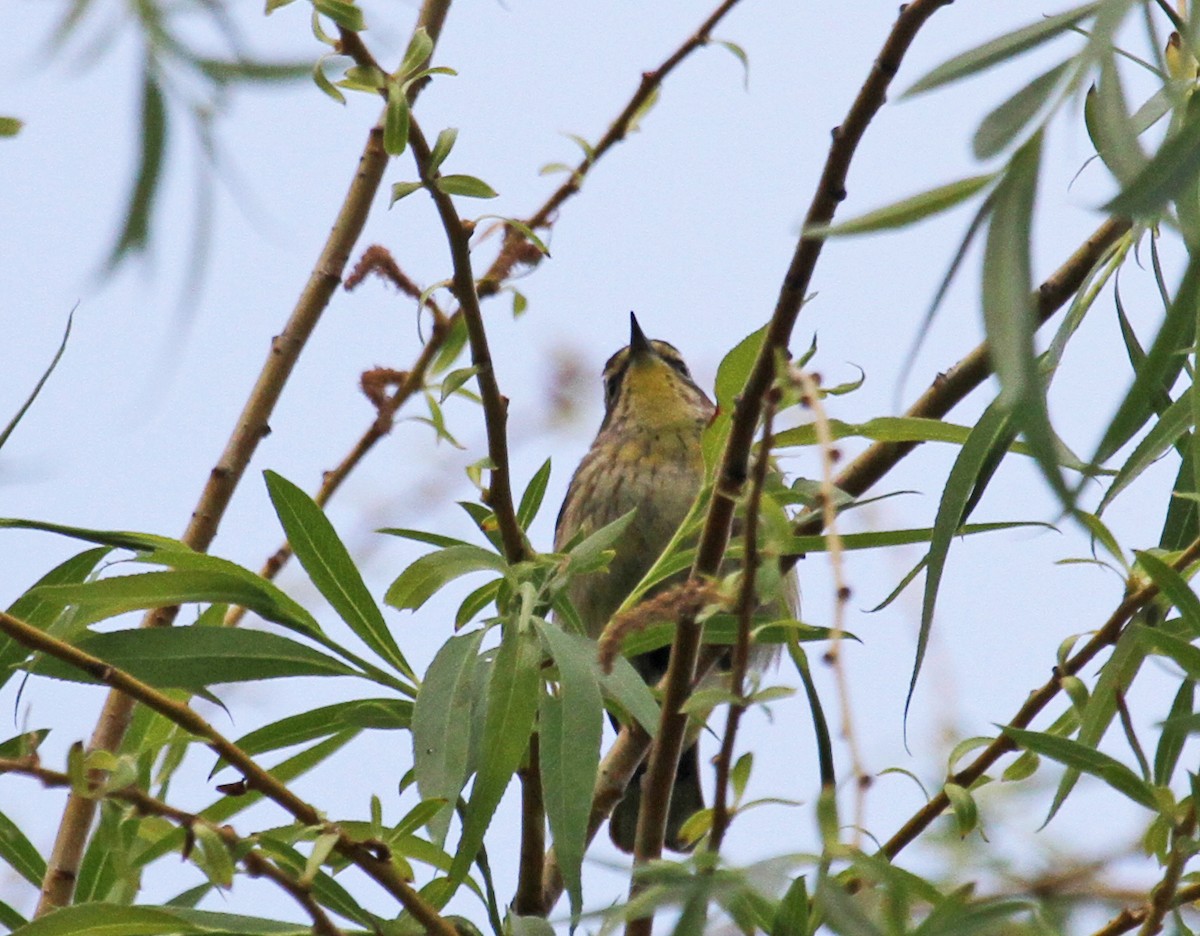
[{"left": 554, "top": 312, "right": 745, "bottom": 853}]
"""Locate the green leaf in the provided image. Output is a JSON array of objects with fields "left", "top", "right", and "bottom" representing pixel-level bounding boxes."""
[
  {"left": 0, "top": 547, "right": 109, "bottom": 687},
  {"left": 0, "top": 518, "right": 184, "bottom": 553},
  {"left": 313, "top": 0, "right": 363, "bottom": 31},
  {"left": 772, "top": 876, "right": 810, "bottom": 936},
  {"left": 429, "top": 127, "right": 458, "bottom": 172},
  {"left": 311, "top": 56, "right": 346, "bottom": 104},
  {"left": 0, "top": 309, "right": 73, "bottom": 453},
  {"left": 984, "top": 131, "right": 1072, "bottom": 508},
  {"left": 597, "top": 653, "right": 660, "bottom": 736},
  {"left": 943, "top": 782, "right": 978, "bottom": 836},
  {"left": 1099, "top": 393, "right": 1192, "bottom": 514},
  {"left": 712, "top": 39, "right": 750, "bottom": 89},
  {"left": 809, "top": 175, "right": 995, "bottom": 237},
  {"left": 217, "top": 697, "right": 410, "bottom": 775},
  {"left": 1003, "top": 726, "right": 1157, "bottom": 811},
  {"left": 29, "top": 626, "right": 358, "bottom": 688},
  {"left": 398, "top": 26, "right": 433, "bottom": 78},
  {"left": 974, "top": 61, "right": 1072, "bottom": 159},
  {"left": 1106, "top": 93, "right": 1200, "bottom": 217},
  {"left": 1154, "top": 679, "right": 1194, "bottom": 785},
  {"left": 0, "top": 117, "right": 23, "bottom": 137},
  {"left": 1136, "top": 551, "right": 1200, "bottom": 635},
  {"left": 904, "top": 2, "right": 1101, "bottom": 96},
  {"left": 413, "top": 630, "right": 485, "bottom": 847},
  {"left": 107, "top": 69, "right": 167, "bottom": 268},
  {"left": 1084, "top": 57, "right": 1147, "bottom": 186},
  {"left": 390, "top": 180, "right": 424, "bottom": 204},
  {"left": 517, "top": 458, "right": 552, "bottom": 530},
  {"left": 911, "top": 401, "right": 1015, "bottom": 725},
  {"left": 714, "top": 324, "right": 767, "bottom": 414},
  {"left": 4, "top": 904, "right": 206, "bottom": 935},
  {"left": 451, "top": 624, "right": 540, "bottom": 885},
  {"left": 1091, "top": 255, "right": 1200, "bottom": 466},
  {"left": 1046, "top": 621, "right": 1146, "bottom": 824},
  {"left": 385, "top": 544, "right": 508, "bottom": 611},
  {"left": 264, "top": 471, "right": 415, "bottom": 680},
  {"left": 440, "top": 366, "right": 480, "bottom": 404},
  {"left": 0, "top": 808, "right": 46, "bottom": 887},
  {"left": 384, "top": 83, "right": 410, "bottom": 156},
  {"left": 33, "top": 568, "right": 317, "bottom": 636},
  {"left": 435, "top": 174, "right": 499, "bottom": 199},
  {"left": 537, "top": 622, "right": 602, "bottom": 919}
]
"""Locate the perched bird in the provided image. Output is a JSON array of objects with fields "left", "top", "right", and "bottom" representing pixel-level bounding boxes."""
[{"left": 554, "top": 313, "right": 725, "bottom": 853}]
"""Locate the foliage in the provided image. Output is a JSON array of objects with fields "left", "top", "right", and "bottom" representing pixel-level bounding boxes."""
[{"left": 8, "top": 1, "right": 1200, "bottom": 935}]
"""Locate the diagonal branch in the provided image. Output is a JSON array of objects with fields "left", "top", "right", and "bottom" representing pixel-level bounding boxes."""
[
  {"left": 1, "top": 756, "right": 346, "bottom": 936},
  {"left": 0, "top": 610, "right": 458, "bottom": 936},
  {"left": 35, "top": 1, "right": 456, "bottom": 915},
  {"left": 626, "top": 6, "right": 955, "bottom": 930},
  {"left": 878, "top": 534, "right": 1200, "bottom": 862}
]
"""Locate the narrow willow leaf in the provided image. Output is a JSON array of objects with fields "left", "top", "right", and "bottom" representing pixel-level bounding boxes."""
[
  {"left": 378, "top": 527, "right": 471, "bottom": 549},
  {"left": 312, "top": 56, "right": 346, "bottom": 104},
  {"left": 537, "top": 622, "right": 602, "bottom": 919},
  {"left": 0, "top": 309, "right": 73, "bottom": 453},
  {"left": 1099, "top": 393, "right": 1191, "bottom": 514},
  {"left": 313, "top": 0, "right": 363, "bottom": 31},
  {"left": 451, "top": 624, "right": 540, "bottom": 885},
  {"left": 30, "top": 626, "right": 358, "bottom": 688},
  {"left": 1004, "top": 726, "right": 1157, "bottom": 811},
  {"left": 772, "top": 876, "right": 810, "bottom": 936},
  {"left": 787, "top": 637, "right": 834, "bottom": 787},
  {"left": 911, "top": 402, "right": 1016, "bottom": 725},
  {"left": 975, "top": 61, "right": 1072, "bottom": 159},
  {"left": 1046, "top": 622, "right": 1146, "bottom": 824},
  {"left": 0, "top": 547, "right": 109, "bottom": 688},
  {"left": 33, "top": 568, "right": 317, "bottom": 636},
  {"left": 385, "top": 544, "right": 508, "bottom": 611},
  {"left": 1138, "top": 623, "right": 1200, "bottom": 680},
  {"left": 597, "top": 652, "right": 660, "bottom": 735},
  {"left": 1106, "top": 93, "right": 1200, "bottom": 217},
  {"left": 517, "top": 458, "right": 553, "bottom": 530},
  {"left": 808, "top": 175, "right": 995, "bottom": 237},
  {"left": 413, "top": 630, "right": 485, "bottom": 847},
  {"left": 215, "top": 697, "right": 410, "bottom": 776},
  {"left": 107, "top": 69, "right": 167, "bottom": 268},
  {"left": 435, "top": 174, "right": 498, "bottom": 198},
  {"left": 429, "top": 127, "right": 458, "bottom": 172},
  {"left": 384, "top": 82, "right": 410, "bottom": 156},
  {"left": 0, "top": 809, "right": 46, "bottom": 887},
  {"left": 1084, "top": 56, "right": 1147, "bottom": 186},
  {"left": 0, "top": 518, "right": 184, "bottom": 553},
  {"left": 983, "top": 131, "right": 1071, "bottom": 506},
  {"left": 1136, "top": 551, "right": 1200, "bottom": 634},
  {"left": 1154, "top": 679, "right": 1195, "bottom": 785},
  {"left": 943, "top": 782, "right": 978, "bottom": 836},
  {"left": 1092, "top": 256, "right": 1200, "bottom": 466},
  {"left": 904, "top": 2, "right": 1101, "bottom": 96},
  {"left": 3, "top": 903, "right": 204, "bottom": 935},
  {"left": 399, "top": 25, "right": 433, "bottom": 78},
  {"left": 390, "top": 180, "right": 423, "bottom": 204},
  {"left": 265, "top": 471, "right": 414, "bottom": 680}
]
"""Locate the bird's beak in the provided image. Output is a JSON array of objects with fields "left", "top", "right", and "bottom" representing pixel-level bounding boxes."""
[{"left": 629, "top": 312, "right": 652, "bottom": 356}]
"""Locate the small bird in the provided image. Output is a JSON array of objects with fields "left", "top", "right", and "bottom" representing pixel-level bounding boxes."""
[{"left": 554, "top": 313, "right": 722, "bottom": 853}]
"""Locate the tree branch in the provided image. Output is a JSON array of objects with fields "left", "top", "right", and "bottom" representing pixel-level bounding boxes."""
[
  {"left": 514, "top": 734, "right": 546, "bottom": 915},
  {"left": 878, "top": 535, "right": 1200, "bottom": 862}
]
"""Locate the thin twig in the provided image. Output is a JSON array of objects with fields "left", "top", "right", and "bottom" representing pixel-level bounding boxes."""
[
  {"left": 708, "top": 395, "right": 776, "bottom": 854},
  {"left": 514, "top": 734, "right": 546, "bottom": 915},
  {"left": 0, "top": 757, "right": 346, "bottom": 936},
  {"left": 1093, "top": 883, "right": 1200, "bottom": 936},
  {"left": 879, "top": 535, "right": 1200, "bottom": 862},
  {"left": 0, "top": 610, "right": 458, "bottom": 936},
  {"left": 795, "top": 369, "right": 866, "bottom": 843},
  {"left": 1137, "top": 806, "right": 1197, "bottom": 936},
  {"left": 624, "top": 7, "right": 953, "bottom": 934},
  {"left": 407, "top": 117, "right": 528, "bottom": 563}
]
